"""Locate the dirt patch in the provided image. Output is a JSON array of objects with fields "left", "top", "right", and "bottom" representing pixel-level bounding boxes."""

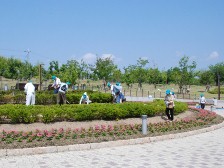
[{"left": 0, "top": 111, "right": 195, "bottom": 132}]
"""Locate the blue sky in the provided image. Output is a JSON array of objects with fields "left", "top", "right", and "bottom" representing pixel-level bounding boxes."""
[{"left": 0, "top": 0, "right": 223, "bottom": 71}]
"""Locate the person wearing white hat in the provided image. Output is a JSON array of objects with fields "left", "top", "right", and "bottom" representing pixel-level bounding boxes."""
[
  {"left": 79, "top": 92, "right": 91, "bottom": 104},
  {"left": 24, "top": 80, "right": 35, "bottom": 106}
]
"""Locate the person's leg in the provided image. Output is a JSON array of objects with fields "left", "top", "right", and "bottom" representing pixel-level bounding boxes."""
[
  {"left": 201, "top": 103, "right": 205, "bottom": 109},
  {"left": 59, "top": 93, "right": 64, "bottom": 105},
  {"left": 26, "top": 94, "right": 31, "bottom": 105},
  {"left": 61, "top": 93, "right": 66, "bottom": 104},
  {"left": 31, "top": 94, "right": 35, "bottom": 105},
  {"left": 165, "top": 108, "right": 171, "bottom": 120},
  {"left": 57, "top": 93, "right": 60, "bottom": 104},
  {"left": 170, "top": 108, "right": 174, "bottom": 121}
]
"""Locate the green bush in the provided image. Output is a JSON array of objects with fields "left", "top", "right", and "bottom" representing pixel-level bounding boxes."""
[
  {"left": 0, "top": 100, "right": 187, "bottom": 124},
  {"left": 208, "top": 87, "right": 224, "bottom": 94},
  {"left": 0, "top": 90, "right": 113, "bottom": 105}
]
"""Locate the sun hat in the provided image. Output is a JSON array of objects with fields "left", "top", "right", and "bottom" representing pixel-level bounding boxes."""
[
  {"left": 51, "top": 76, "right": 56, "bottom": 80},
  {"left": 166, "top": 89, "right": 171, "bottom": 94},
  {"left": 116, "top": 82, "right": 120, "bottom": 86}
]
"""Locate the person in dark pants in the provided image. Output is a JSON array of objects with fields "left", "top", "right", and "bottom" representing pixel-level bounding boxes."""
[
  {"left": 199, "top": 93, "right": 206, "bottom": 109},
  {"left": 164, "top": 89, "right": 175, "bottom": 121},
  {"left": 58, "top": 82, "right": 70, "bottom": 105}
]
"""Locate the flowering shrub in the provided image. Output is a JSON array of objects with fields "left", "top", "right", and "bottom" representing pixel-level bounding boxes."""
[{"left": 0, "top": 107, "right": 223, "bottom": 149}]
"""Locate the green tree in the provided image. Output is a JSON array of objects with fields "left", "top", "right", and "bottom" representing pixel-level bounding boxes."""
[
  {"left": 198, "top": 70, "right": 214, "bottom": 85},
  {"left": 209, "top": 62, "right": 224, "bottom": 86},
  {"left": 173, "top": 56, "right": 197, "bottom": 93},
  {"left": 147, "top": 68, "right": 162, "bottom": 88},
  {"left": 93, "top": 56, "right": 117, "bottom": 81},
  {"left": 60, "top": 60, "right": 80, "bottom": 85},
  {"left": 48, "top": 61, "right": 60, "bottom": 76}
]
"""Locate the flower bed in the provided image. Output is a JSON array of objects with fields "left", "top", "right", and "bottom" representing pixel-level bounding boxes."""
[{"left": 0, "top": 107, "right": 223, "bottom": 149}]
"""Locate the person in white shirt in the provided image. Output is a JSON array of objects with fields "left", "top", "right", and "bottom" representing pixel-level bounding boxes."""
[
  {"left": 199, "top": 93, "right": 206, "bottom": 109},
  {"left": 51, "top": 75, "right": 61, "bottom": 94},
  {"left": 58, "top": 82, "right": 70, "bottom": 105},
  {"left": 107, "top": 82, "right": 125, "bottom": 103},
  {"left": 79, "top": 92, "right": 91, "bottom": 104},
  {"left": 164, "top": 89, "right": 175, "bottom": 121},
  {"left": 24, "top": 80, "right": 35, "bottom": 106}
]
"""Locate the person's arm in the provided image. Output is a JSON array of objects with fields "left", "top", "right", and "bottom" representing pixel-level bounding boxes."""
[
  {"left": 51, "top": 80, "right": 56, "bottom": 87},
  {"left": 24, "top": 84, "right": 28, "bottom": 93},
  {"left": 79, "top": 96, "right": 83, "bottom": 104},
  {"left": 86, "top": 96, "right": 89, "bottom": 104}
]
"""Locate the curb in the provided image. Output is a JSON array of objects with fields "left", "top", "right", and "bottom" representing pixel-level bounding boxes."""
[{"left": 1, "top": 121, "right": 224, "bottom": 158}]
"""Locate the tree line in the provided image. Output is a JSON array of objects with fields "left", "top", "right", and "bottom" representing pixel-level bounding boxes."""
[{"left": 0, "top": 55, "right": 223, "bottom": 92}]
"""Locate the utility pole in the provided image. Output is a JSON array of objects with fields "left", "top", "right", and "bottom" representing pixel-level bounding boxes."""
[
  {"left": 24, "top": 49, "right": 31, "bottom": 62},
  {"left": 39, "top": 64, "right": 44, "bottom": 91},
  {"left": 218, "top": 73, "right": 221, "bottom": 100}
]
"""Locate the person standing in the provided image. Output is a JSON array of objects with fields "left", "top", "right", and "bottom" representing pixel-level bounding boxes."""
[
  {"left": 58, "top": 82, "right": 70, "bottom": 105},
  {"left": 24, "top": 80, "right": 35, "bottom": 106},
  {"left": 164, "top": 89, "right": 175, "bottom": 121},
  {"left": 199, "top": 93, "right": 206, "bottom": 109}
]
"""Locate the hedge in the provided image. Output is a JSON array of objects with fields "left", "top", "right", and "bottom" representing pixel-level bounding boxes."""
[
  {"left": 0, "top": 90, "right": 113, "bottom": 105},
  {"left": 0, "top": 100, "right": 188, "bottom": 124}
]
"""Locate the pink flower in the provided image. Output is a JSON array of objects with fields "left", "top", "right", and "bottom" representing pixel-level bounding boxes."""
[
  {"left": 108, "top": 125, "right": 114, "bottom": 131},
  {"left": 46, "top": 132, "right": 53, "bottom": 138},
  {"left": 37, "top": 133, "right": 43, "bottom": 137},
  {"left": 59, "top": 128, "right": 64, "bottom": 133},
  {"left": 101, "top": 125, "right": 106, "bottom": 131},
  {"left": 95, "top": 125, "right": 100, "bottom": 131}
]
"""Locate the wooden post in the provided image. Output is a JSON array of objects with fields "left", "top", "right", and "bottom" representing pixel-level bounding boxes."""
[{"left": 39, "top": 64, "right": 44, "bottom": 91}]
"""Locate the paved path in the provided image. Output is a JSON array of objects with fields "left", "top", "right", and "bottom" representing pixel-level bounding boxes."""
[{"left": 0, "top": 103, "right": 224, "bottom": 168}]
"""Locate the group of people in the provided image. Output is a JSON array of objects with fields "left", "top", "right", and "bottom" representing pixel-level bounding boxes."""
[
  {"left": 24, "top": 75, "right": 91, "bottom": 106},
  {"left": 164, "top": 89, "right": 207, "bottom": 121},
  {"left": 24, "top": 78, "right": 207, "bottom": 122}
]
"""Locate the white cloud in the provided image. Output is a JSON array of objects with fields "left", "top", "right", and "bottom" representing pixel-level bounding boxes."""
[
  {"left": 80, "top": 53, "right": 122, "bottom": 66},
  {"left": 101, "top": 54, "right": 114, "bottom": 60},
  {"left": 81, "top": 53, "right": 97, "bottom": 64},
  {"left": 208, "top": 51, "right": 219, "bottom": 60},
  {"left": 140, "top": 56, "right": 148, "bottom": 61}
]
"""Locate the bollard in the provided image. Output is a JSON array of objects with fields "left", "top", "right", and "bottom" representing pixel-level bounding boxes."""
[
  {"left": 210, "top": 106, "right": 213, "bottom": 112},
  {"left": 142, "top": 115, "right": 147, "bottom": 135}
]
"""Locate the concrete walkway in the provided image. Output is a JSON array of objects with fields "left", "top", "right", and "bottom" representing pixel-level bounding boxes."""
[{"left": 0, "top": 101, "right": 224, "bottom": 168}]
